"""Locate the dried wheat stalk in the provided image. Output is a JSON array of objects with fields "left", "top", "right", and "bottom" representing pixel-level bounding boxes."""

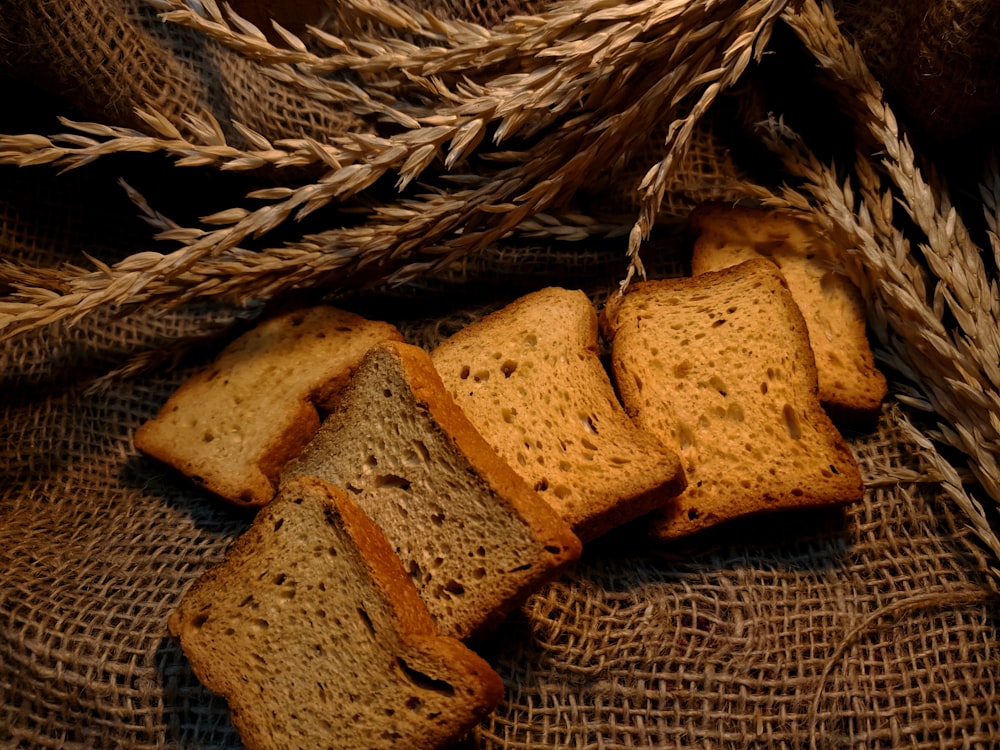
[
  {"left": 0, "top": 0, "right": 787, "bottom": 339},
  {"left": 746, "top": 0, "right": 1000, "bottom": 570}
]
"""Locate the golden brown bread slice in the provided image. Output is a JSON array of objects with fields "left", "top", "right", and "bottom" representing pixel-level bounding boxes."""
[
  {"left": 282, "top": 340, "right": 582, "bottom": 641},
  {"left": 601, "top": 259, "right": 864, "bottom": 540},
  {"left": 689, "top": 204, "right": 887, "bottom": 425},
  {"left": 431, "top": 286, "right": 686, "bottom": 542},
  {"left": 134, "top": 306, "right": 403, "bottom": 507},
  {"left": 168, "top": 475, "right": 504, "bottom": 750}
]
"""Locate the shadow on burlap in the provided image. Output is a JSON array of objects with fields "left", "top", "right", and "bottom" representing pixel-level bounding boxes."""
[{"left": 2, "top": 0, "right": 1000, "bottom": 747}]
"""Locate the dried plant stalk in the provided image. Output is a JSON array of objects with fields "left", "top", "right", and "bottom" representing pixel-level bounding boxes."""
[
  {"left": 0, "top": 0, "right": 789, "bottom": 339},
  {"left": 744, "top": 0, "right": 1000, "bottom": 570}
]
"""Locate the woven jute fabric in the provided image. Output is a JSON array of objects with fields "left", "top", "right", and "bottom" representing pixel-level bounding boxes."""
[
  {"left": 3, "top": 0, "right": 1000, "bottom": 748},
  {"left": 2, "top": 155, "right": 999, "bottom": 749},
  {"left": 831, "top": 0, "right": 1000, "bottom": 142},
  {"left": 0, "top": 0, "right": 365, "bottom": 145},
  {"left": 3, "top": 265, "right": 1000, "bottom": 748}
]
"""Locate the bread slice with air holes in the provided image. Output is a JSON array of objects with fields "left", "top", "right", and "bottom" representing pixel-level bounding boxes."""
[
  {"left": 134, "top": 305, "right": 403, "bottom": 507},
  {"left": 689, "top": 203, "right": 887, "bottom": 426},
  {"left": 600, "top": 258, "right": 863, "bottom": 540},
  {"left": 281, "top": 340, "right": 582, "bottom": 641},
  {"left": 431, "top": 286, "right": 686, "bottom": 542},
  {"left": 168, "top": 475, "right": 504, "bottom": 750}
]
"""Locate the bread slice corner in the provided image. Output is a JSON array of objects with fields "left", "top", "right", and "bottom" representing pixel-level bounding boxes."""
[
  {"left": 134, "top": 305, "right": 403, "bottom": 507},
  {"left": 168, "top": 475, "right": 503, "bottom": 750},
  {"left": 689, "top": 203, "right": 887, "bottom": 427},
  {"left": 283, "top": 339, "right": 582, "bottom": 640},
  {"left": 432, "top": 286, "right": 686, "bottom": 542},
  {"left": 602, "top": 258, "right": 864, "bottom": 540}
]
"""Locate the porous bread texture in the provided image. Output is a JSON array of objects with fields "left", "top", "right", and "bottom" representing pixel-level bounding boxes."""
[
  {"left": 282, "top": 340, "right": 582, "bottom": 641},
  {"left": 431, "top": 287, "right": 686, "bottom": 542},
  {"left": 689, "top": 204, "right": 887, "bottom": 425},
  {"left": 134, "top": 306, "right": 403, "bottom": 507},
  {"left": 601, "top": 259, "right": 864, "bottom": 540},
  {"left": 168, "top": 476, "right": 504, "bottom": 750}
]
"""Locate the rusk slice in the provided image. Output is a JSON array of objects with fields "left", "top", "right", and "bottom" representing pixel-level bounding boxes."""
[
  {"left": 282, "top": 340, "right": 582, "bottom": 641},
  {"left": 690, "top": 204, "right": 886, "bottom": 425},
  {"left": 601, "top": 259, "right": 863, "bottom": 539},
  {"left": 134, "top": 306, "right": 403, "bottom": 507},
  {"left": 432, "top": 287, "right": 686, "bottom": 542},
  {"left": 168, "top": 476, "right": 504, "bottom": 750}
]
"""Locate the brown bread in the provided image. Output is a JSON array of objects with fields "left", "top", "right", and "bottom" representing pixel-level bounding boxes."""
[
  {"left": 601, "top": 259, "right": 864, "bottom": 539},
  {"left": 134, "top": 306, "right": 403, "bottom": 507},
  {"left": 168, "top": 475, "right": 504, "bottom": 750},
  {"left": 282, "top": 340, "right": 582, "bottom": 640},
  {"left": 432, "top": 286, "right": 686, "bottom": 541}
]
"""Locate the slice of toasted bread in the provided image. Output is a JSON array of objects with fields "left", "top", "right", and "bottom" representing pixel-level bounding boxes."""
[
  {"left": 431, "top": 287, "right": 686, "bottom": 542},
  {"left": 168, "top": 475, "right": 504, "bottom": 750},
  {"left": 689, "top": 204, "right": 887, "bottom": 425},
  {"left": 282, "top": 340, "right": 582, "bottom": 641},
  {"left": 601, "top": 259, "right": 864, "bottom": 540},
  {"left": 134, "top": 306, "right": 403, "bottom": 507}
]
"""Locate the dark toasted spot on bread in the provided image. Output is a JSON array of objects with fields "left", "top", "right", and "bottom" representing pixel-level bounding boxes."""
[
  {"left": 357, "top": 606, "right": 376, "bottom": 636},
  {"left": 708, "top": 376, "right": 727, "bottom": 397},
  {"left": 374, "top": 474, "right": 411, "bottom": 492},
  {"left": 782, "top": 404, "right": 802, "bottom": 440},
  {"left": 397, "top": 658, "right": 457, "bottom": 698}
]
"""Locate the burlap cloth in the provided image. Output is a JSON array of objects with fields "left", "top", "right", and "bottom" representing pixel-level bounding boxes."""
[{"left": 3, "top": 0, "right": 1000, "bottom": 747}]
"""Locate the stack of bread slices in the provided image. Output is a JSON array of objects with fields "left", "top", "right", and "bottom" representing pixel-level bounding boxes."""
[{"left": 138, "top": 205, "right": 884, "bottom": 750}]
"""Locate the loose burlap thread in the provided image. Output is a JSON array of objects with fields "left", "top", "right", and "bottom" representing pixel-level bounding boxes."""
[{"left": 3, "top": 0, "right": 1000, "bottom": 748}]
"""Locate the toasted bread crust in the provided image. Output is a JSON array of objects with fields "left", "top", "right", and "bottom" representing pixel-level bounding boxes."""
[
  {"left": 169, "top": 476, "right": 503, "bottom": 750},
  {"left": 135, "top": 306, "right": 403, "bottom": 507},
  {"left": 603, "top": 259, "right": 864, "bottom": 539},
  {"left": 283, "top": 341, "right": 581, "bottom": 640},
  {"left": 432, "top": 287, "right": 686, "bottom": 541},
  {"left": 688, "top": 203, "right": 887, "bottom": 426},
  {"left": 395, "top": 340, "right": 582, "bottom": 558}
]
